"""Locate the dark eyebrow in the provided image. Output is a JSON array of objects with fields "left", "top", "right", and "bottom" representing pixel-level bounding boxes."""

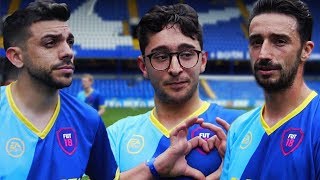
[
  {"left": 41, "top": 33, "right": 74, "bottom": 41},
  {"left": 150, "top": 46, "right": 169, "bottom": 53},
  {"left": 41, "top": 34, "right": 60, "bottom": 40},
  {"left": 270, "top": 33, "right": 290, "bottom": 40},
  {"left": 177, "top": 43, "right": 196, "bottom": 50},
  {"left": 150, "top": 43, "right": 197, "bottom": 53},
  {"left": 249, "top": 33, "right": 290, "bottom": 41},
  {"left": 248, "top": 34, "right": 261, "bottom": 41}
]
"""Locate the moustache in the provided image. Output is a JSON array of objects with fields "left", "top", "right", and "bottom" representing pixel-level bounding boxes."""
[
  {"left": 52, "top": 61, "right": 75, "bottom": 70},
  {"left": 254, "top": 59, "right": 281, "bottom": 71}
]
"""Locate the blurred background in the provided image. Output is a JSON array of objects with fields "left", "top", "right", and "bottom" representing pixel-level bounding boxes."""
[{"left": 1, "top": 0, "right": 319, "bottom": 125}]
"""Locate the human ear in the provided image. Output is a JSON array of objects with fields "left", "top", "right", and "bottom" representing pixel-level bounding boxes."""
[
  {"left": 200, "top": 51, "right": 208, "bottom": 73},
  {"left": 6, "top": 47, "right": 24, "bottom": 68},
  {"left": 137, "top": 55, "right": 149, "bottom": 79},
  {"left": 301, "top": 41, "right": 314, "bottom": 62}
]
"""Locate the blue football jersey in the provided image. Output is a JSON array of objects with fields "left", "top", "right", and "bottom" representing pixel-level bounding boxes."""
[
  {"left": 0, "top": 84, "right": 118, "bottom": 179},
  {"left": 222, "top": 91, "right": 320, "bottom": 180},
  {"left": 77, "top": 89, "right": 104, "bottom": 111},
  {"left": 107, "top": 102, "right": 244, "bottom": 179}
]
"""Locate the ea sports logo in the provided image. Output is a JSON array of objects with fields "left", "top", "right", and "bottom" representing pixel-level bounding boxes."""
[{"left": 6, "top": 138, "right": 25, "bottom": 158}]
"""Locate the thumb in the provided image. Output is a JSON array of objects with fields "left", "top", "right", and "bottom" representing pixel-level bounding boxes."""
[{"left": 184, "top": 166, "right": 206, "bottom": 180}]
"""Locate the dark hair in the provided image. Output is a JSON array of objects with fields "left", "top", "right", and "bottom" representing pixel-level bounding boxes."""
[
  {"left": 3, "top": 0, "right": 70, "bottom": 50},
  {"left": 136, "top": 3, "right": 203, "bottom": 55},
  {"left": 248, "top": 0, "right": 313, "bottom": 43}
]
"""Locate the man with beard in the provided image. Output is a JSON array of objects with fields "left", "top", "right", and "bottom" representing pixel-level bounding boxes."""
[
  {"left": 221, "top": 0, "right": 320, "bottom": 179},
  {"left": 107, "top": 3, "right": 244, "bottom": 179},
  {"left": 0, "top": 1, "right": 118, "bottom": 179}
]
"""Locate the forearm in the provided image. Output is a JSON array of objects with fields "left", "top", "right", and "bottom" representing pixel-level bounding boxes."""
[
  {"left": 98, "top": 107, "right": 105, "bottom": 116},
  {"left": 120, "top": 163, "right": 154, "bottom": 180}
]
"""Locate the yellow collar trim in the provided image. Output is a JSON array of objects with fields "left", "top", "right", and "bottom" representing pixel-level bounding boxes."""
[
  {"left": 6, "top": 84, "right": 60, "bottom": 139},
  {"left": 150, "top": 101, "right": 210, "bottom": 138},
  {"left": 261, "top": 91, "right": 317, "bottom": 135}
]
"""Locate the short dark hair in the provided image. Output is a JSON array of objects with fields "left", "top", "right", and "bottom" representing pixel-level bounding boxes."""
[
  {"left": 136, "top": 3, "right": 203, "bottom": 55},
  {"left": 3, "top": 0, "right": 70, "bottom": 50},
  {"left": 248, "top": 0, "right": 313, "bottom": 44}
]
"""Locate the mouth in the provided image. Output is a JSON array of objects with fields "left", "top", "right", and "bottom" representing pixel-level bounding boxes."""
[
  {"left": 55, "top": 65, "right": 75, "bottom": 74},
  {"left": 255, "top": 63, "right": 281, "bottom": 76},
  {"left": 165, "top": 80, "right": 189, "bottom": 89}
]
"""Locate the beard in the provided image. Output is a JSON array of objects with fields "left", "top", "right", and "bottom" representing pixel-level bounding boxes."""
[
  {"left": 151, "top": 78, "right": 198, "bottom": 105},
  {"left": 25, "top": 54, "right": 73, "bottom": 89},
  {"left": 27, "top": 66, "right": 72, "bottom": 89},
  {"left": 253, "top": 54, "right": 301, "bottom": 93}
]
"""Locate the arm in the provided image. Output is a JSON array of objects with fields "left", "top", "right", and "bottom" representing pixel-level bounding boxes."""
[
  {"left": 98, "top": 105, "right": 105, "bottom": 116},
  {"left": 98, "top": 93, "right": 105, "bottom": 116},
  {"left": 120, "top": 117, "right": 209, "bottom": 180}
]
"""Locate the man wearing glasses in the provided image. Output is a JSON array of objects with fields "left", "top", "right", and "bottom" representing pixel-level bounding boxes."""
[{"left": 107, "top": 3, "right": 244, "bottom": 179}]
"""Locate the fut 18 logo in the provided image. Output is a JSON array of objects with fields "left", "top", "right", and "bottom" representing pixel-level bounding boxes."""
[
  {"left": 56, "top": 128, "right": 78, "bottom": 155},
  {"left": 280, "top": 128, "right": 304, "bottom": 156},
  {"left": 191, "top": 127, "right": 214, "bottom": 154}
]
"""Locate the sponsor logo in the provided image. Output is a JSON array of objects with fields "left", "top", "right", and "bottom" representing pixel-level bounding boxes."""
[
  {"left": 281, "top": 128, "right": 304, "bottom": 156},
  {"left": 240, "top": 131, "right": 252, "bottom": 149},
  {"left": 127, "top": 134, "right": 144, "bottom": 154},
  {"left": 6, "top": 138, "right": 25, "bottom": 158},
  {"left": 191, "top": 127, "right": 215, "bottom": 154},
  {"left": 56, "top": 128, "right": 78, "bottom": 155}
]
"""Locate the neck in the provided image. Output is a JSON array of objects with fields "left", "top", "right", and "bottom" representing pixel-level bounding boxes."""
[
  {"left": 11, "top": 75, "right": 59, "bottom": 131},
  {"left": 85, "top": 87, "right": 92, "bottom": 94},
  {"left": 263, "top": 80, "right": 311, "bottom": 127},
  {"left": 153, "top": 93, "right": 203, "bottom": 130}
]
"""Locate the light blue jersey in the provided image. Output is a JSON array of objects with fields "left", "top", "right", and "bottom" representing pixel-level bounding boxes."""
[
  {"left": 222, "top": 91, "right": 320, "bottom": 180},
  {"left": 107, "top": 102, "right": 244, "bottom": 179},
  {"left": 0, "top": 84, "right": 118, "bottom": 179}
]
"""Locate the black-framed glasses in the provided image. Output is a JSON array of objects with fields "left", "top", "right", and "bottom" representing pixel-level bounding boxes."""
[{"left": 143, "top": 49, "right": 202, "bottom": 71}]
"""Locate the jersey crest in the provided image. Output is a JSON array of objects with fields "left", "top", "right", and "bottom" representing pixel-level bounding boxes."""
[
  {"left": 191, "top": 127, "right": 215, "bottom": 154},
  {"left": 56, "top": 127, "right": 78, "bottom": 155},
  {"left": 281, "top": 128, "right": 304, "bottom": 156}
]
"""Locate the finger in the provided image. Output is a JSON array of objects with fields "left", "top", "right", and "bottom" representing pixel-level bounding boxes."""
[
  {"left": 183, "top": 116, "right": 204, "bottom": 128},
  {"left": 200, "top": 122, "right": 227, "bottom": 141},
  {"left": 188, "top": 136, "right": 210, "bottom": 152},
  {"left": 206, "top": 162, "right": 223, "bottom": 180},
  {"left": 170, "top": 117, "right": 201, "bottom": 137},
  {"left": 170, "top": 117, "right": 204, "bottom": 137},
  {"left": 216, "top": 117, "right": 230, "bottom": 132},
  {"left": 184, "top": 166, "right": 206, "bottom": 180},
  {"left": 206, "top": 135, "right": 217, "bottom": 150}
]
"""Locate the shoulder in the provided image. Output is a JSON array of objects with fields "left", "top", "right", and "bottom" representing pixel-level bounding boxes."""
[
  {"left": 229, "top": 107, "right": 261, "bottom": 133},
  {"left": 92, "top": 89, "right": 102, "bottom": 95},
  {"left": 59, "top": 91, "right": 101, "bottom": 121}
]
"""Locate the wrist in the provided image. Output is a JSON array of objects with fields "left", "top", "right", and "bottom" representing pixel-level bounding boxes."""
[{"left": 145, "top": 157, "right": 160, "bottom": 179}]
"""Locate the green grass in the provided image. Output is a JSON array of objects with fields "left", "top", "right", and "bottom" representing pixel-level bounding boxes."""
[
  {"left": 101, "top": 107, "right": 152, "bottom": 127},
  {"left": 100, "top": 107, "right": 252, "bottom": 127}
]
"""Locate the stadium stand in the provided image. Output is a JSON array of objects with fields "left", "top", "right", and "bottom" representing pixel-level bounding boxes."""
[{"left": 1, "top": 0, "right": 320, "bottom": 108}]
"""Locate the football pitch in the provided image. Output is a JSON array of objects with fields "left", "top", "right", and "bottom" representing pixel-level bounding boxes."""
[
  {"left": 101, "top": 106, "right": 251, "bottom": 127},
  {"left": 101, "top": 107, "right": 152, "bottom": 127}
]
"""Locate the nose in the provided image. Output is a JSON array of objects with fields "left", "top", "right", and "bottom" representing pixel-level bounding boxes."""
[
  {"left": 258, "top": 41, "right": 272, "bottom": 60},
  {"left": 59, "top": 42, "right": 74, "bottom": 62},
  {"left": 167, "top": 55, "right": 183, "bottom": 76}
]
